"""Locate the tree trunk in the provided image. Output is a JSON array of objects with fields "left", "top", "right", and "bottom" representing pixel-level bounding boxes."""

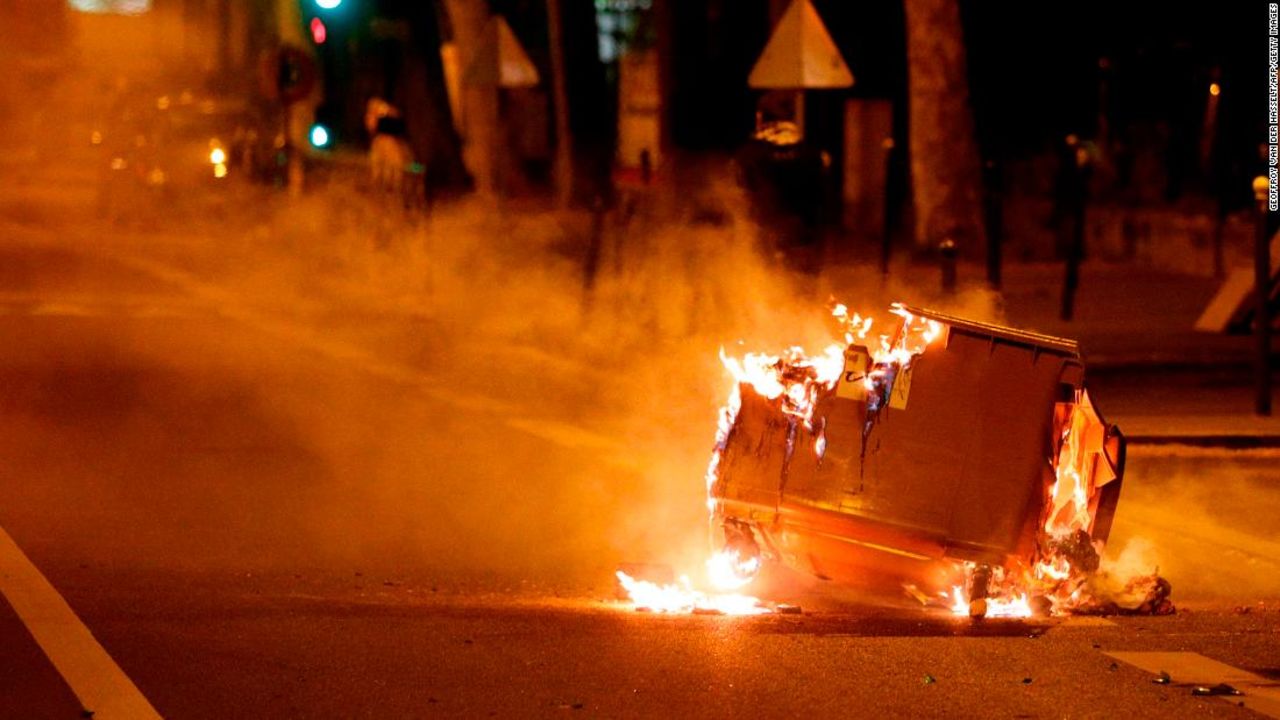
[
  {"left": 398, "top": 3, "right": 471, "bottom": 197},
  {"left": 903, "top": 0, "right": 985, "bottom": 257},
  {"left": 546, "top": 0, "right": 575, "bottom": 208},
  {"left": 558, "top": 0, "right": 612, "bottom": 204},
  {"left": 441, "top": 0, "right": 497, "bottom": 196}
]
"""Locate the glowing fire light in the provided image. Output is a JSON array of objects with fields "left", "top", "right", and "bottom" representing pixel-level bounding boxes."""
[
  {"left": 706, "top": 549, "right": 759, "bottom": 591},
  {"left": 616, "top": 549, "right": 768, "bottom": 615},
  {"left": 947, "top": 586, "right": 1033, "bottom": 618},
  {"left": 616, "top": 571, "right": 769, "bottom": 616}
]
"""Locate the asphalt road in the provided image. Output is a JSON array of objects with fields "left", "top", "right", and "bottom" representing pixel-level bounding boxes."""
[{"left": 0, "top": 230, "right": 1278, "bottom": 718}]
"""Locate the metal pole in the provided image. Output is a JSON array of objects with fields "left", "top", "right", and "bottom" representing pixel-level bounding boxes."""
[
  {"left": 216, "top": 0, "right": 233, "bottom": 86},
  {"left": 983, "top": 158, "right": 1003, "bottom": 290},
  {"left": 285, "top": 103, "right": 303, "bottom": 197},
  {"left": 939, "top": 237, "right": 957, "bottom": 295},
  {"left": 1253, "top": 176, "right": 1272, "bottom": 416},
  {"left": 880, "top": 139, "right": 894, "bottom": 277},
  {"left": 795, "top": 89, "right": 805, "bottom": 140},
  {"left": 1213, "top": 205, "right": 1227, "bottom": 279},
  {"left": 582, "top": 195, "right": 605, "bottom": 308},
  {"left": 545, "top": 0, "right": 574, "bottom": 209},
  {"left": 1060, "top": 206, "right": 1082, "bottom": 321},
  {"left": 1060, "top": 141, "right": 1088, "bottom": 321}
]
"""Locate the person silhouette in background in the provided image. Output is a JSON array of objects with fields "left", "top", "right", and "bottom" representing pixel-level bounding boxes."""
[{"left": 364, "top": 97, "right": 413, "bottom": 197}]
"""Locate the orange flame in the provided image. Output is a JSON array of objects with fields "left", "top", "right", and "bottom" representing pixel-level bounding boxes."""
[
  {"left": 616, "top": 549, "right": 770, "bottom": 616},
  {"left": 946, "top": 586, "right": 1033, "bottom": 618}
]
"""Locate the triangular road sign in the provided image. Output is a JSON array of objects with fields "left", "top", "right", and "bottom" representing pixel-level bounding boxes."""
[
  {"left": 748, "top": 0, "right": 854, "bottom": 89},
  {"left": 464, "top": 15, "right": 540, "bottom": 89},
  {"left": 1196, "top": 231, "right": 1280, "bottom": 332}
]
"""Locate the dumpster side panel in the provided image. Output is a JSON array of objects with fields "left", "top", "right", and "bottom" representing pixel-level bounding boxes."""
[
  {"left": 943, "top": 336, "right": 1066, "bottom": 554},
  {"left": 767, "top": 331, "right": 1071, "bottom": 563},
  {"left": 782, "top": 394, "right": 865, "bottom": 513},
  {"left": 713, "top": 387, "right": 789, "bottom": 510},
  {"left": 854, "top": 331, "right": 1067, "bottom": 558},
  {"left": 711, "top": 316, "right": 1101, "bottom": 580}
]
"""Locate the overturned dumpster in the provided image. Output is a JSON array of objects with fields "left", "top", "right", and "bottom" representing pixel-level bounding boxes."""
[{"left": 707, "top": 304, "right": 1138, "bottom": 617}]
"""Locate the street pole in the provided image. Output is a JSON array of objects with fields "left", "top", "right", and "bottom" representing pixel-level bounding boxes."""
[
  {"left": 545, "top": 0, "right": 574, "bottom": 209},
  {"left": 983, "top": 158, "right": 1003, "bottom": 291},
  {"left": 939, "top": 237, "right": 957, "bottom": 295},
  {"left": 286, "top": 106, "right": 304, "bottom": 197},
  {"left": 795, "top": 89, "right": 805, "bottom": 140},
  {"left": 216, "top": 0, "right": 233, "bottom": 87},
  {"left": 1253, "top": 176, "right": 1272, "bottom": 416},
  {"left": 1060, "top": 198, "right": 1083, "bottom": 321},
  {"left": 880, "top": 138, "right": 895, "bottom": 278},
  {"left": 1059, "top": 138, "right": 1089, "bottom": 321}
]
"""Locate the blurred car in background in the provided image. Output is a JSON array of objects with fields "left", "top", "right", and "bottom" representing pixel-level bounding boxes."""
[{"left": 93, "top": 86, "right": 278, "bottom": 219}]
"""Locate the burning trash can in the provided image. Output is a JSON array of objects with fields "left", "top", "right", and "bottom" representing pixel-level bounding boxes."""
[{"left": 705, "top": 304, "right": 1144, "bottom": 618}]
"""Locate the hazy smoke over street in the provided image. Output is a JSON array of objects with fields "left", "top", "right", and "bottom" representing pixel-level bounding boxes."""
[{"left": 1, "top": 2, "right": 1275, "bottom": 718}]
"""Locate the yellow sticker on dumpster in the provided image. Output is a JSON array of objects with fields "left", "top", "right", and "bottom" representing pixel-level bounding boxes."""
[
  {"left": 837, "top": 347, "right": 870, "bottom": 401},
  {"left": 888, "top": 364, "right": 913, "bottom": 409}
]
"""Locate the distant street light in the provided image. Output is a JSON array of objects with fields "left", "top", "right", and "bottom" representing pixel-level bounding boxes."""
[{"left": 1254, "top": 175, "right": 1269, "bottom": 201}]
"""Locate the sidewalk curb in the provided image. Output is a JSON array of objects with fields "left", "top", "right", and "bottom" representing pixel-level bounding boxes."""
[{"left": 1126, "top": 434, "right": 1280, "bottom": 449}]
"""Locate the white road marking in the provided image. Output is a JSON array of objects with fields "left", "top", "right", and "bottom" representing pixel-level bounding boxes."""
[
  {"left": 0, "top": 526, "right": 162, "bottom": 719},
  {"left": 0, "top": 294, "right": 202, "bottom": 320},
  {"left": 112, "top": 253, "right": 638, "bottom": 466},
  {"left": 29, "top": 302, "right": 96, "bottom": 317},
  {"left": 1107, "top": 651, "right": 1280, "bottom": 718},
  {"left": 1054, "top": 615, "right": 1117, "bottom": 627},
  {"left": 0, "top": 234, "right": 635, "bottom": 465}
]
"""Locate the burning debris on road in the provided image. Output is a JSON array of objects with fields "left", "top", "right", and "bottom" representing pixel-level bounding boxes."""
[{"left": 619, "top": 302, "right": 1172, "bottom": 619}]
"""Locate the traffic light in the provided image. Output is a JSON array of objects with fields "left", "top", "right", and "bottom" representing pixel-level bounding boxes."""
[
  {"left": 309, "top": 123, "right": 331, "bottom": 148},
  {"left": 314, "top": 0, "right": 341, "bottom": 10},
  {"left": 309, "top": 16, "right": 327, "bottom": 44}
]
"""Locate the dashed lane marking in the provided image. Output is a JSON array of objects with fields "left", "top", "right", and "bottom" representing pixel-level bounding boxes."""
[
  {"left": 1107, "top": 651, "right": 1280, "bottom": 718},
  {"left": 1053, "top": 615, "right": 1117, "bottom": 627},
  {"left": 0, "top": 296, "right": 204, "bottom": 320},
  {"left": 0, "top": 525, "right": 162, "bottom": 719},
  {"left": 0, "top": 233, "right": 637, "bottom": 467},
  {"left": 110, "top": 253, "right": 639, "bottom": 468}
]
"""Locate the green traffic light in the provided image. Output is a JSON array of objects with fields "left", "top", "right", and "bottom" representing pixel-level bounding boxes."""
[
  {"left": 310, "top": 124, "right": 331, "bottom": 148},
  {"left": 315, "top": 0, "right": 341, "bottom": 9}
]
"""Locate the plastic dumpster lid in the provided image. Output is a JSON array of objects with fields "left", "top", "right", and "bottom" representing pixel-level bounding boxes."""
[{"left": 897, "top": 304, "right": 1080, "bottom": 356}]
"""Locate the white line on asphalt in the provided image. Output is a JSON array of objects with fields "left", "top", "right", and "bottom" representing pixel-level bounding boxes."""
[
  {"left": 0, "top": 295, "right": 202, "bottom": 320},
  {"left": 1107, "top": 651, "right": 1280, "bottom": 718},
  {"left": 111, "top": 253, "right": 638, "bottom": 467},
  {"left": 29, "top": 302, "right": 97, "bottom": 317},
  {"left": 1053, "top": 615, "right": 1117, "bottom": 627},
  {"left": 0, "top": 526, "right": 162, "bottom": 719}
]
